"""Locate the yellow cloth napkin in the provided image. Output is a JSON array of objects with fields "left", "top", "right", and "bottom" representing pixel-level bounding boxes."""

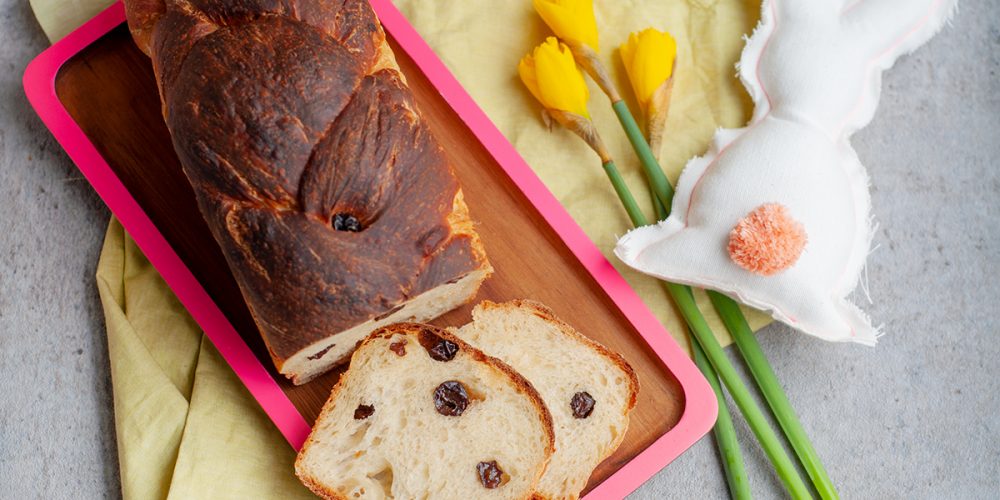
[
  {"left": 96, "top": 219, "right": 316, "bottom": 499},
  {"left": 31, "top": 1, "right": 768, "bottom": 498}
]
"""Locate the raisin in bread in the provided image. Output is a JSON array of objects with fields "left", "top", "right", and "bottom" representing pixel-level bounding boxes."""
[
  {"left": 122, "top": 0, "right": 492, "bottom": 385},
  {"left": 453, "top": 300, "right": 639, "bottom": 499},
  {"left": 295, "top": 323, "right": 555, "bottom": 499}
]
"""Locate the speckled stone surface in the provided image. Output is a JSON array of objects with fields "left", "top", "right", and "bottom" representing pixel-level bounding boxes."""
[{"left": 1, "top": 1, "right": 997, "bottom": 498}]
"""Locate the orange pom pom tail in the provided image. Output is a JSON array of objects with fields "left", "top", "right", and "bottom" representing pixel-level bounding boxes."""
[{"left": 728, "top": 203, "right": 808, "bottom": 276}]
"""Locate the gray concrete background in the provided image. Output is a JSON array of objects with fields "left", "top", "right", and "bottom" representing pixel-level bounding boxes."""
[{"left": 1, "top": 0, "right": 998, "bottom": 498}]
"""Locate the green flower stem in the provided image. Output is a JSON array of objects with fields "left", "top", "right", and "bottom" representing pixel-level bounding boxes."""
[
  {"left": 602, "top": 161, "right": 811, "bottom": 499},
  {"left": 653, "top": 195, "right": 750, "bottom": 500},
  {"left": 601, "top": 161, "right": 646, "bottom": 226},
  {"left": 668, "top": 283, "right": 812, "bottom": 499},
  {"left": 709, "top": 291, "right": 838, "bottom": 500},
  {"left": 611, "top": 100, "right": 675, "bottom": 211},
  {"left": 692, "top": 332, "right": 753, "bottom": 500}
]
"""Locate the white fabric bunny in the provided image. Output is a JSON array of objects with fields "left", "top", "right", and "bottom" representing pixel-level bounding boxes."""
[{"left": 615, "top": 0, "right": 957, "bottom": 344}]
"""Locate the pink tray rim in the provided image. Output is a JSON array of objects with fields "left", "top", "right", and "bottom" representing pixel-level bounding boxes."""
[{"left": 23, "top": 2, "right": 717, "bottom": 497}]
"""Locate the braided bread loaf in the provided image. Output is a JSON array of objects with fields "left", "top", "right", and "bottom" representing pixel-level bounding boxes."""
[{"left": 123, "top": 0, "right": 492, "bottom": 384}]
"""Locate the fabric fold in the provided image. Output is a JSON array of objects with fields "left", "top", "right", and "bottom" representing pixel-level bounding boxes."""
[{"left": 96, "top": 219, "right": 311, "bottom": 499}]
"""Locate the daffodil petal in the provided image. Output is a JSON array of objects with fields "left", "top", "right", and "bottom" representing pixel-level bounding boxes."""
[
  {"left": 533, "top": 38, "right": 590, "bottom": 117},
  {"left": 620, "top": 28, "right": 677, "bottom": 107},
  {"left": 518, "top": 54, "right": 544, "bottom": 105},
  {"left": 533, "top": 0, "right": 599, "bottom": 51}
]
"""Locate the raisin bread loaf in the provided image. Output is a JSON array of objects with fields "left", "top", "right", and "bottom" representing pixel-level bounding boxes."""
[
  {"left": 295, "top": 323, "right": 555, "bottom": 499},
  {"left": 122, "top": 0, "right": 491, "bottom": 384},
  {"left": 453, "top": 300, "right": 639, "bottom": 499}
]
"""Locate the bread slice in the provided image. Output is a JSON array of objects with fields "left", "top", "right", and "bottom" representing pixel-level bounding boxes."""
[
  {"left": 295, "top": 323, "right": 555, "bottom": 499},
  {"left": 452, "top": 300, "right": 639, "bottom": 499}
]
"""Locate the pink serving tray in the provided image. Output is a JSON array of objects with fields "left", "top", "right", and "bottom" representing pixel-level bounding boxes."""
[{"left": 24, "top": 2, "right": 716, "bottom": 497}]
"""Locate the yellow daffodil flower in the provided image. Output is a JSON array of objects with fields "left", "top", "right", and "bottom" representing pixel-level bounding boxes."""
[
  {"left": 519, "top": 37, "right": 591, "bottom": 119},
  {"left": 620, "top": 28, "right": 677, "bottom": 110},
  {"left": 533, "top": 0, "right": 599, "bottom": 51}
]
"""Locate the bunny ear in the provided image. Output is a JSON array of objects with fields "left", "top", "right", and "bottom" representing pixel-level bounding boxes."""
[
  {"left": 844, "top": 0, "right": 958, "bottom": 61},
  {"left": 736, "top": 0, "right": 846, "bottom": 123}
]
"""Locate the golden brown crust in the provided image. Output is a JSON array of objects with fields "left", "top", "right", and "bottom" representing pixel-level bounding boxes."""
[
  {"left": 296, "top": 322, "right": 554, "bottom": 499},
  {"left": 122, "top": 0, "right": 491, "bottom": 376},
  {"left": 294, "top": 340, "right": 356, "bottom": 500},
  {"left": 295, "top": 473, "right": 347, "bottom": 500}
]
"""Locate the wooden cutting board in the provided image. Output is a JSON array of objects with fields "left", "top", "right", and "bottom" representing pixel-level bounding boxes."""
[{"left": 38, "top": 5, "right": 708, "bottom": 495}]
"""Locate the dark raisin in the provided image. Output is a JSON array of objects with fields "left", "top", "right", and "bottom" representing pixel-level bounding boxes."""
[
  {"left": 418, "top": 329, "right": 459, "bottom": 362},
  {"left": 354, "top": 404, "right": 375, "bottom": 420},
  {"left": 307, "top": 343, "right": 336, "bottom": 361},
  {"left": 389, "top": 340, "right": 407, "bottom": 357},
  {"left": 433, "top": 381, "right": 469, "bottom": 416},
  {"left": 570, "top": 391, "right": 596, "bottom": 419},
  {"left": 332, "top": 213, "right": 362, "bottom": 232},
  {"left": 476, "top": 461, "right": 505, "bottom": 489}
]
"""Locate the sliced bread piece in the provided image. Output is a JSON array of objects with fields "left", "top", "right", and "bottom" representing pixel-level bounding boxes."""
[
  {"left": 452, "top": 300, "right": 640, "bottom": 499},
  {"left": 295, "top": 323, "right": 555, "bottom": 500}
]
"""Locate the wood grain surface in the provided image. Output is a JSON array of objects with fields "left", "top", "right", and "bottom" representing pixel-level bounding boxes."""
[{"left": 54, "top": 24, "right": 684, "bottom": 492}]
